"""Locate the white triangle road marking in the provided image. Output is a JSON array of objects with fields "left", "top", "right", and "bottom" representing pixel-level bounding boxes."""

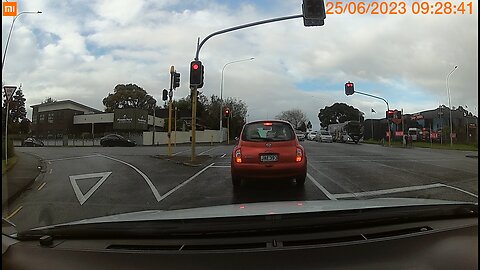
[{"left": 69, "top": 172, "right": 112, "bottom": 205}]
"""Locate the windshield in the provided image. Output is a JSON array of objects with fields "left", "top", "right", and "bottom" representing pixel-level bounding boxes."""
[{"left": 1, "top": 0, "right": 477, "bottom": 237}]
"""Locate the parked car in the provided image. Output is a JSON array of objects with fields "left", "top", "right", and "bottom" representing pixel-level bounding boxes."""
[
  {"left": 316, "top": 130, "right": 333, "bottom": 143},
  {"left": 307, "top": 131, "right": 317, "bottom": 141},
  {"left": 22, "top": 137, "right": 44, "bottom": 147},
  {"left": 100, "top": 134, "right": 136, "bottom": 147},
  {"left": 231, "top": 120, "right": 307, "bottom": 188},
  {"left": 295, "top": 130, "right": 306, "bottom": 141}
]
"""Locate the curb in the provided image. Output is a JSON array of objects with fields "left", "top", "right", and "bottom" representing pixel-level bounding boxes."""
[{"left": 2, "top": 152, "right": 44, "bottom": 208}]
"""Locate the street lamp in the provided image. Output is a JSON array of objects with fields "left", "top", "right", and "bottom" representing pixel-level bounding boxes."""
[
  {"left": 219, "top": 57, "right": 254, "bottom": 142},
  {"left": 446, "top": 65, "right": 458, "bottom": 147},
  {"left": 2, "top": 10, "right": 42, "bottom": 72}
]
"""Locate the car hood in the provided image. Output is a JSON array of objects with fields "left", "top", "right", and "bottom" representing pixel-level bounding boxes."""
[{"left": 32, "top": 198, "right": 473, "bottom": 229}]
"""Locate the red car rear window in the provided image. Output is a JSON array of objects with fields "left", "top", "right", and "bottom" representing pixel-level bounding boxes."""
[{"left": 242, "top": 122, "right": 295, "bottom": 142}]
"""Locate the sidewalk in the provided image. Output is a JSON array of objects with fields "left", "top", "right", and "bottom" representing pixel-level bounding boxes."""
[{"left": 2, "top": 151, "right": 43, "bottom": 207}]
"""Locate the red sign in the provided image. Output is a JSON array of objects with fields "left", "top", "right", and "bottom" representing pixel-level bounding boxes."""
[
  {"left": 430, "top": 132, "right": 438, "bottom": 139},
  {"left": 395, "top": 131, "right": 404, "bottom": 137}
]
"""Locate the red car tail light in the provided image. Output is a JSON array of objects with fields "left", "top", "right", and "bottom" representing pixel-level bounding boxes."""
[
  {"left": 235, "top": 149, "right": 242, "bottom": 163},
  {"left": 295, "top": 148, "right": 303, "bottom": 162}
]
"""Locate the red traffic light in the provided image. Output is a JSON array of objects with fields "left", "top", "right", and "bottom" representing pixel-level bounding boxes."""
[{"left": 192, "top": 63, "right": 199, "bottom": 70}]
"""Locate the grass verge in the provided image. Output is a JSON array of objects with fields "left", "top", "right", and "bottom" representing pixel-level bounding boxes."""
[{"left": 2, "top": 156, "right": 18, "bottom": 175}]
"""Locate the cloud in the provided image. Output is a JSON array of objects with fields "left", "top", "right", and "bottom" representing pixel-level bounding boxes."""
[{"left": 2, "top": 0, "right": 477, "bottom": 130}]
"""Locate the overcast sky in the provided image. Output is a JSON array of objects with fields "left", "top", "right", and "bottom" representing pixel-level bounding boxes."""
[{"left": 2, "top": 0, "right": 478, "bottom": 130}]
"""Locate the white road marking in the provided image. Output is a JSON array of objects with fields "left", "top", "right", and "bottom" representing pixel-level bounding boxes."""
[
  {"left": 37, "top": 182, "right": 47, "bottom": 191},
  {"left": 333, "top": 183, "right": 445, "bottom": 199},
  {"left": 46, "top": 155, "right": 99, "bottom": 162},
  {"left": 442, "top": 184, "right": 478, "bottom": 198},
  {"left": 5, "top": 206, "right": 23, "bottom": 219},
  {"left": 97, "top": 154, "right": 162, "bottom": 202},
  {"left": 306, "top": 173, "right": 336, "bottom": 200},
  {"left": 49, "top": 169, "right": 52, "bottom": 174},
  {"left": 158, "top": 163, "right": 215, "bottom": 202},
  {"left": 172, "top": 149, "right": 190, "bottom": 156},
  {"left": 307, "top": 163, "right": 358, "bottom": 196},
  {"left": 308, "top": 158, "right": 466, "bottom": 163},
  {"left": 221, "top": 153, "right": 226, "bottom": 158},
  {"left": 211, "top": 165, "right": 230, "bottom": 168},
  {"left": 69, "top": 172, "right": 112, "bottom": 205},
  {"left": 199, "top": 146, "right": 219, "bottom": 155}
]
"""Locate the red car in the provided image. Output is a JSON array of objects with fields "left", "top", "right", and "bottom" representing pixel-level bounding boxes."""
[{"left": 231, "top": 120, "right": 307, "bottom": 188}]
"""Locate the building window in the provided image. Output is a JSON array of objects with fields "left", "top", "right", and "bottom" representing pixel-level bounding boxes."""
[
  {"left": 48, "top": 113, "right": 54, "bottom": 123},
  {"left": 32, "top": 117, "right": 37, "bottom": 125},
  {"left": 39, "top": 114, "right": 45, "bottom": 122}
]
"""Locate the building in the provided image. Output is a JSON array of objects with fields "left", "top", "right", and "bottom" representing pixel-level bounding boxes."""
[
  {"left": 363, "top": 106, "right": 478, "bottom": 143},
  {"left": 31, "top": 100, "right": 164, "bottom": 139}
]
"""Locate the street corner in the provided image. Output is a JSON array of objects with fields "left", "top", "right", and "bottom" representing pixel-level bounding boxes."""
[{"left": 153, "top": 154, "right": 213, "bottom": 167}]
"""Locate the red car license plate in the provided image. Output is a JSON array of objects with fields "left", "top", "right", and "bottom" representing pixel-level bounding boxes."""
[{"left": 260, "top": 154, "right": 278, "bottom": 162}]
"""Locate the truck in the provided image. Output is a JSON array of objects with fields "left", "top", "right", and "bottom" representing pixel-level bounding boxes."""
[
  {"left": 328, "top": 121, "right": 364, "bottom": 144},
  {"left": 407, "top": 128, "right": 422, "bottom": 141}
]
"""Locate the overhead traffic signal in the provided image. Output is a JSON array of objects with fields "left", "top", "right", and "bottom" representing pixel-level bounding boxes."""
[
  {"left": 395, "top": 110, "right": 402, "bottom": 119},
  {"left": 386, "top": 110, "right": 395, "bottom": 119},
  {"left": 345, "top": 81, "right": 354, "bottom": 96},
  {"left": 224, "top": 107, "right": 230, "bottom": 118},
  {"left": 173, "top": 72, "right": 180, "bottom": 89},
  {"left": 190, "top": 60, "right": 204, "bottom": 88},
  {"left": 302, "top": 0, "right": 326, "bottom": 26}
]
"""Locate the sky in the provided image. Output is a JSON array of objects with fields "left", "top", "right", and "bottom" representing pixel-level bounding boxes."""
[{"left": 2, "top": 0, "right": 478, "bottom": 130}]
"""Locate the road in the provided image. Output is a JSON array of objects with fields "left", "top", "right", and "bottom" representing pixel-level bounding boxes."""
[{"left": 4, "top": 141, "right": 478, "bottom": 231}]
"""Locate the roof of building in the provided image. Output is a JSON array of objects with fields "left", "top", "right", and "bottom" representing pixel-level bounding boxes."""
[{"left": 31, "top": 100, "right": 102, "bottom": 113}]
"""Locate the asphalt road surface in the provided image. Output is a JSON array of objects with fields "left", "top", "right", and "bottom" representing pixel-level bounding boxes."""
[{"left": 5, "top": 141, "right": 478, "bottom": 231}]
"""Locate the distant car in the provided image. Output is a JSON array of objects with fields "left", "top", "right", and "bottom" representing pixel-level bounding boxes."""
[
  {"left": 316, "top": 130, "right": 333, "bottom": 143},
  {"left": 231, "top": 120, "right": 307, "bottom": 188},
  {"left": 100, "top": 134, "right": 136, "bottom": 147},
  {"left": 307, "top": 131, "right": 317, "bottom": 141},
  {"left": 295, "top": 130, "right": 306, "bottom": 141},
  {"left": 23, "top": 137, "right": 44, "bottom": 147}
]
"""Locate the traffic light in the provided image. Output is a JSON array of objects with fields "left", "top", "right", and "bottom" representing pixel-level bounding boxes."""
[
  {"left": 395, "top": 110, "right": 402, "bottom": 119},
  {"left": 302, "top": 0, "right": 326, "bottom": 26},
  {"left": 198, "top": 65, "right": 204, "bottom": 89},
  {"left": 190, "top": 60, "right": 203, "bottom": 87},
  {"left": 224, "top": 107, "right": 230, "bottom": 118},
  {"left": 162, "top": 89, "right": 168, "bottom": 101},
  {"left": 386, "top": 110, "right": 394, "bottom": 119},
  {"left": 173, "top": 72, "right": 180, "bottom": 89},
  {"left": 345, "top": 81, "right": 354, "bottom": 96}
]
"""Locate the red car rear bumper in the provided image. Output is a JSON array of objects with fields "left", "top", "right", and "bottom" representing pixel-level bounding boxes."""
[{"left": 231, "top": 159, "right": 307, "bottom": 179}]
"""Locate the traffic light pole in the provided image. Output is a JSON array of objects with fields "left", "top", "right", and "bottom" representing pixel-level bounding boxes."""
[
  {"left": 355, "top": 91, "right": 391, "bottom": 147},
  {"left": 191, "top": 86, "right": 198, "bottom": 161},
  {"left": 167, "top": 66, "right": 174, "bottom": 156},
  {"left": 194, "top": 14, "right": 302, "bottom": 60},
  {"left": 227, "top": 115, "right": 230, "bottom": 145}
]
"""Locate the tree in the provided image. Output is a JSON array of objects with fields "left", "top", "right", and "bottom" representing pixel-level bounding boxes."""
[
  {"left": 3, "top": 88, "right": 27, "bottom": 134},
  {"left": 318, "top": 103, "right": 364, "bottom": 128},
  {"left": 103, "top": 84, "right": 156, "bottom": 112},
  {"left": 19, "top": 118, "right": 31, "bottom": 134},
  {"left": 275, "top": 109, "right": 307, "bottom": 129}
]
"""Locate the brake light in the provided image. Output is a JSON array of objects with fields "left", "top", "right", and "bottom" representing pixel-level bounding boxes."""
[
  {"left": 263, "top": 122, "right": 272, "bottom": 126},
  {"left": 235, "top": 149, "right": 242, "bottom": 163},
  {"left": 295, "top": 148, "right": 303, "bottom": 162}
]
